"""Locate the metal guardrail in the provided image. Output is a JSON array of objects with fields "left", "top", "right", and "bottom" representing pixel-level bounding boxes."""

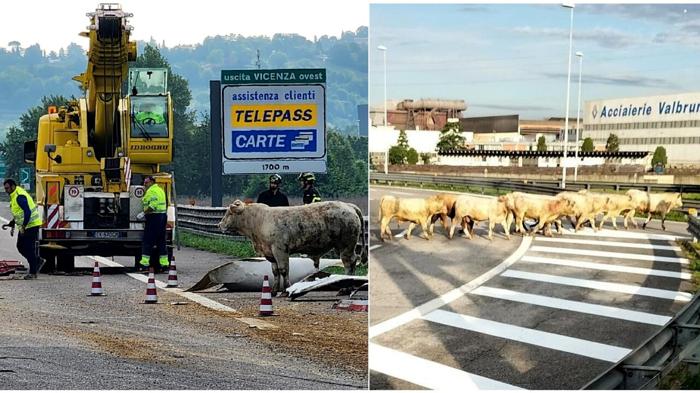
[
  {"left": 689, "top": 216, "right": 700, "bottom": 242},
  {"left": 584, "top": 292, "right": 700, "bottom": 389},
  {"left": 370, "top": 172, "right": 700, "bottom": 210},
  {"left": 582, "top": 216, "right": 700, "bottom": 389}
]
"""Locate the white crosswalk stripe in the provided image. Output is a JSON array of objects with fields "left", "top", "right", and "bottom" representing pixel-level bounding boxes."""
[
  {"left": 369, "top": 343, "right": 523, "bottom": 390},
  {"left": 471, "top": 286, "right": 672, "bottom": 326},
  {"left": 521, "top": 255, "right": 692, "bottom": 280},
  {"left": 422, "top": 310, "right": 632, "bottom": 362},
  {"left": 534, "top": 236, "right": 681, "bottom": 251},
  {"left": 529, "top": 246, "right": 689, "bottom": 265},
  {"left": 502, "top": 269, "right": 693, "bottom": 302}
]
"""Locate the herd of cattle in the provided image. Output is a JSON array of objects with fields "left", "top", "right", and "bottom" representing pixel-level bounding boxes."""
[{"left": 378, "top": 189, "right": 684, "bottom": 242}]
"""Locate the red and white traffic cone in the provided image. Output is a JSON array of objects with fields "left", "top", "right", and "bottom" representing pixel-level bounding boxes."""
[
  {"left": 144, "top": 267, "right": 158, "bottom": 304},
  {"left": 259, "top": 275, "right": 273, "bottom": 316},
  {"left": 89, "top": 261, "right": 105, "bottom": 296},
  {"left": 166, "top": 256, "right": 178, "bottom": 288}
]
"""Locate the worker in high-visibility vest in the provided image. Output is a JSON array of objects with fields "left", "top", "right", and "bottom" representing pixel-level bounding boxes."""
[
  {"left": 136, "top": 176, "right": 168, "bottom": 272},
  {"left": 3, "top": 179, "right": 43, "bottom": 279}
]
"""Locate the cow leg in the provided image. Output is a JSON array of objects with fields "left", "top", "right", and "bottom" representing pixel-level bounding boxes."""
[
  {"left": 589, "top": 214, "right": 598, "bottom": 232},
  {"left": 610, "top": 211, "right": 620, "bottom": 230},
  {"left": 661, "top": 212, "right": 667, "bottom": 231},
  {"left": 429, "top": 214, "right": 439, "bottom": 235},
  {"left": 380, "top": 216, "right": 392, "bottom": 242},
  {"left": 340, "top": 244, "right": 358, "bottom": 275},
  {"left": 448, "top": 216, "right": 459, "bottom": 239},
  {"left": 405, "top": 222, "right": 415, "bottom": 240},
  {"left": 419, "top": 218, "right": 431, "bottom": 240},
  {"left": 642, "top": 212, "right": 652, "bottom": 230},
  {"left": 598, "top": 213, "right": 608, "bottom": 230},
  {"left": 441, "top": 213, "right": 449, "bottom": 232},
  {"left": 487, "top": 219, "right": 494, "bottom": 241},
  {"left": 627, "top": 210, "right": 639, "bottom": 229},
  {"left": 271, "top": 247, "right": 290, "bottom": 296},
  {"left": 503, "top": 215, "right": 511, "bottom": 240},
  {"left": 269, "top": 262, "right": 280, "bottom": 297}
]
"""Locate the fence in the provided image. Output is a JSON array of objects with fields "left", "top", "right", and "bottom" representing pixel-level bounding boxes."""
[{"left": 370, "top": 172, "right": 700, "bottom": 210}]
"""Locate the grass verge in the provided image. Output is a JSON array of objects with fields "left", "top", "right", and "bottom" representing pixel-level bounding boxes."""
[{"left": 180, "top": 231, "right": 256, "bottom": 258}]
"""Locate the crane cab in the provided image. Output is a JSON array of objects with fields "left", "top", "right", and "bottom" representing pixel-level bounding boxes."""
[{"left": 125, "top": 68, "right": 173, "bottom": 165}]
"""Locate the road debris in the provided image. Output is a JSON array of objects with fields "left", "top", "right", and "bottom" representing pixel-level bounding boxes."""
[
  {"left": 286, "top": 273, "right": 368, "bottom": 300},
  {"left": 187, "top": 257, "right": 343, "bottom": 292}
]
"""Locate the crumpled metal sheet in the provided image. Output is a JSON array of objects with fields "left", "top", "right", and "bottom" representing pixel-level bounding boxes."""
[{"left": 186, "top": 257, "right": 342, "bottom": 292}]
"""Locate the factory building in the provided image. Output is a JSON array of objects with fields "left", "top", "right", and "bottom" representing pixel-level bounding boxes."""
[{"left": 583, "top": 92, "right": 700, "bottom": 166}]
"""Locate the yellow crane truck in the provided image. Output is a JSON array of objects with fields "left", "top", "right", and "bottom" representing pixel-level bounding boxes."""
[{"left": 23, "top": 3, "right": 176, "bottom": 272}]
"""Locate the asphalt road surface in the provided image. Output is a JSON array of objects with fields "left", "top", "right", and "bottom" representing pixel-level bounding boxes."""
[
  {"left": 369, "top": 185, "right": 694, "bottom": 390},
  {"left": 0, "top": 202, "right": 367, "bottom": 389}
]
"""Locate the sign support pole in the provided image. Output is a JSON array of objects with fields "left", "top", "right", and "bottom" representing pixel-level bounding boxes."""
[{"left": 210, "top": 80, "right": 223, "bottom": 207}]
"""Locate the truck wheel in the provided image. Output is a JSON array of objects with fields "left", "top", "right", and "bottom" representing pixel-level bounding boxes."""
[
  {"left": 40, "top": 251, "right": 56, "bottom": 273},
  {"left": 57, "top": 255, "right": 75, "bottom": 273}
]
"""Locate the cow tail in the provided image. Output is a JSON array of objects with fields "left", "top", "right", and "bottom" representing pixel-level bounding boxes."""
[{"left": 354, "top": 205, "right": 368, "bottom": 263}]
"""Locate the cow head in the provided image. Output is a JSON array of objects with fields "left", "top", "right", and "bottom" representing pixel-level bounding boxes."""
[
  {"left": 673, "top": 193, "right": 683, "bottom": 209},
  {"left": 218, "top": 200, "right": 246, "bottom": 232}
]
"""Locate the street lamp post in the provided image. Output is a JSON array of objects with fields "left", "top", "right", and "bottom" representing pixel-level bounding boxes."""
[
  {"left": 574, "top": 51, "right": 583, "bottom": 183},
  {"left": 561, "top": 3, "right": 574, "bottom": 189},
  {"left": 377, "top": 45, "right": 388, "bottom": 127}
]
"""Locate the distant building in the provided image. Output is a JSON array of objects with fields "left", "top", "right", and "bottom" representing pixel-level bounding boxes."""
[
  {"left": 459, "top": 115, "right": 581, "bottom": 145},
  {"left": 370, "top": 98, "right": 466, "bottom": 130},
  {"left": 583, "top": 92, "right": 700, "bottom": 166}
]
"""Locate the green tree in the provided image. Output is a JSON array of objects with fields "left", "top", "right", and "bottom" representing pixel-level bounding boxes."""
[
  {"left": 436, "top": 121, "right": 465, "bottom": 151},
  {"left": 406, "top": 148, "right": 419, "bottom": 165},
  {"left": 420, "top": 152, "right": 431, "bottom": 165},
  {"left": 388, "top": 145, "right": 406, "bottom": 165},
  {"left": 397, "top": 129, "right": 409, "bottom": 149},
  {"left": 581, "top": 137, "right": 594, "bottom": 152},
  {"left": 537, "top": 136, "right": 547, "bottom": 152},
  {"left": 0, "top": 95, "right": 71, "bottom": 181},
  {"left": 652, "top": 146, "right": 668, "bottom": 167},
  {"left": 388, "top": 130, "right": 413, "bottom": 165},
  {"left": 605, "top": 133, "right": 619, "bottom": 152}
]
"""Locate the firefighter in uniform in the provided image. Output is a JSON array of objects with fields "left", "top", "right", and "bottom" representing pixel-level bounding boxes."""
[
  {"left": 297, "top": 172, "right": 321, "bottom": 205},
  {"left": 3, "top": 179, "right": 43, "bottom": 279},
  {"left": 137, "top": 176, "right": 168, "bottom": 272},
  {"left": 256, "top": 174, "right": 289, "bottom": 207}
]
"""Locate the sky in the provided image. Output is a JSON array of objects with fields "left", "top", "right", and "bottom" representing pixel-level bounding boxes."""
[
  {"left": 369, "top": 3, "right": 700, "bottom": 120},
  {"left": 0, "top": 0, "right": 368, "bottom": 53}
]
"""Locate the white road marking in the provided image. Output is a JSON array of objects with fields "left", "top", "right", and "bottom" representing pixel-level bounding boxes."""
[
  {"left": 0, "top": 216, "right": 9, "bottom": 224},
  {"left": 422, "top": 310, "right": 632, "bottom": 363},
  {"left": 529, "top": 246, "right": 689, "bottom": 265},
  {"left": 368, "top": 236, "right": 533, "bottom": 339},
  {"left": 369, "top": 244, "right": 382, "bottom": 251},
  {"left": 471, "top": 286, "right": 672, "bottom": 326},
  {"left": 89, "top": 256, "right": 237, "bottom": 312},
  {"left": 369, "top": 343, "right": 523, "bottom": 390},
  {"left": 394, "top": 229, "right": 408, "bottom": 238},
  {"left": 534, "top": 236, "right": 682, "bottom": 252},
  {"left": 560, "top": 227, "right": 689, "bottom": 241},
  {"left": 502, "top": 269, "right": 693, "bottom": 302},
  {"left": 521, "top": 255, "right": 692, "bottom": 280}
]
